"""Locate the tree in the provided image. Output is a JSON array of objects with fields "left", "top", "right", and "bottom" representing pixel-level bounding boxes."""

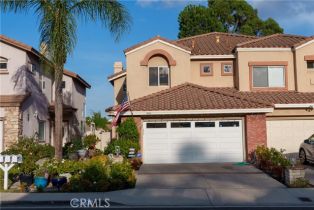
[
  {"left": 1, "top": 0, "right": 130, "bottom": 160},
  {"left": 178, "top": 0, "right": 283, "bottom": 38},
  {"left": 178, "top": 5, "right": 224, "bottom": 39},
  {"left": 86, "top": 111, "right": 109, "bottom": 131}
]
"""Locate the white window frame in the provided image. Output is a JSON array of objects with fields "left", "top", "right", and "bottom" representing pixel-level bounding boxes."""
[
  {"left": 252, "top": 66, "right": 286, "bottom": 88},
  {"left": 0, "top": 57, "right": 8, "bottom": 71},
  {"left": 148, "top": 66, "right": 169, "bottom": 86},
  {"left": 29, "top": 63, "right": 36, "bottom": 73}
]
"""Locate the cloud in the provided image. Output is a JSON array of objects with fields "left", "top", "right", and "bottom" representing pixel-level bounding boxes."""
[
  {"left": 136, "top": 0, "right": 206, "bottom": 8},
  {"left": 248, "top": 0, "right": 314, "bottom": 35}
]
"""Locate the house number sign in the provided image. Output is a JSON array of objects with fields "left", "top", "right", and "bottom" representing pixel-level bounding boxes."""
[{"left": 0, "top": 154, "right": 23, "bottom": 190}]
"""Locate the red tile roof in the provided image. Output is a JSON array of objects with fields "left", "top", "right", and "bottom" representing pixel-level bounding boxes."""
[
  {"left": 237, "top": 33, "right": 308, "bottom": 48},
  {"left": 112, "top": 83, "right": 273, "bottom": 112},
  {"left": 107, "top": 83, "right": 314, "bottom": 113},
  {"left": 175, "top": 32, "right": 257, "bottom": 55}
]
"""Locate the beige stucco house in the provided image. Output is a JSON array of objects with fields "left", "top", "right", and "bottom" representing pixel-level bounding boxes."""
[
  {"left": 0, "top": 35, "right": 91, "bottom": 152},
  {"left": 107, "top": 32, "right": 314, "bottom": 164}
]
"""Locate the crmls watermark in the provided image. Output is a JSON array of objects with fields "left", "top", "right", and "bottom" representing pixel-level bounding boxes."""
[{"left": 70, "top": 198, "right": 110, "bottom": 208}]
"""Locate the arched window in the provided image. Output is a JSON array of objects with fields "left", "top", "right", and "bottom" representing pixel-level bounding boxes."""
[
  {"left": 0, "top": 57, "right": 8, "bottom": 71},
  {"left": 141, "top": 49, "right": 176, "bottom": 87}
]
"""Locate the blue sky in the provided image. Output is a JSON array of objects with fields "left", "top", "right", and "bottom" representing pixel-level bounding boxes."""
[{"left": 1, "top": 0, "right": 314, "bottom": 116}]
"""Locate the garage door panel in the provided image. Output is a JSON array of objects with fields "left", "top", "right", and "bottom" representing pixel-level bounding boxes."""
[
  {"left": 144, "top": 120, "right": 244, "bottom": 164},
  {"left": 267, "top": 120, "right": 314, "bottom": 154}
]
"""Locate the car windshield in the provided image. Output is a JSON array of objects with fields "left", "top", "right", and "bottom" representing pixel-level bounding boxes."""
[{"left": 309, "top": 134, "right": 314, "bottom": 141}]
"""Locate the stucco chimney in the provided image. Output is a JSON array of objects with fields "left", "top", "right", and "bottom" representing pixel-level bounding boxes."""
[{"left": 113, "top": 61, "right": 123, "bottom": 73}]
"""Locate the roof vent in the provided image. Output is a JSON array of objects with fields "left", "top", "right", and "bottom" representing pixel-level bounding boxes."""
[
  {"left": 192, "top": 40, "right": 195, "bottom": 49},
  {"left": 216, "top": 35, "right": 220, "bottom": 43}
]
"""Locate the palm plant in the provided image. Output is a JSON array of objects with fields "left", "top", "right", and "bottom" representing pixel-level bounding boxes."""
[{"left": 1, "top": 0, "right": 130, "bottom": 160}]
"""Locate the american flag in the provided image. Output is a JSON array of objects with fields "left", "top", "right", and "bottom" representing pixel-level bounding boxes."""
[{"left": 112, "top": 95, "right": 130, "bottom": 126}]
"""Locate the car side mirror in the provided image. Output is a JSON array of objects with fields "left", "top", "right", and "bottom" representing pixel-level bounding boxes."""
[{"left": 304, "top": 139, "right": 310, "bottom": 144}]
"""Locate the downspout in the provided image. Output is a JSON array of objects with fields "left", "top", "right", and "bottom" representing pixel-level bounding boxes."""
[{"left": 292, "top": 47, "right": 299, "bottom": 92}]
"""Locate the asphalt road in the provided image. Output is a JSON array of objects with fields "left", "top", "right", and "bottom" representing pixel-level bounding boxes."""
[{"left": 2, "top": 206, "right": 314, "bottom": 210}]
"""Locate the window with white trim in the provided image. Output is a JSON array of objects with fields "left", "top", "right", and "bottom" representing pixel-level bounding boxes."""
[
  {"left": 149, "top": 66, "right": 169, "bottom": 86},
  {"left": 0, "top": 57, "right": 8, "bottom": 71},
  {"left": 252, "top": 66, "right": 285, "bottom": 88}
]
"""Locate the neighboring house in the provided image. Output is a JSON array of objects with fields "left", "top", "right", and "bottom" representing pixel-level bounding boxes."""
[
  {"left": 107, "top": 32, "right": 314, "bottom": 164},
  {"left": 0, "top": 35, "right": 91, "bottom": 152}
]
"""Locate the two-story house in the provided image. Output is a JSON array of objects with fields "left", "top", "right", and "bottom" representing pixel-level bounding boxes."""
[
  {"left": 107, "top": 32, "right": 314, "bottom": 164},
  {"left": 0, "top": 35, "right": 91, "bottom": 152}
]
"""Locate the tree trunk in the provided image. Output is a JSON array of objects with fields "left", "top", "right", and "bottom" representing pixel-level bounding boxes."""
[{"left": 54, "top": 66, "right": 63, "bottom": 160}]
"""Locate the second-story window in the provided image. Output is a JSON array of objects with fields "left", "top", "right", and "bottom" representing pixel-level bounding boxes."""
[
  {"left": 0, "top": 57, "right": 8, "bottom": 71},
  {"left": 252, "top": 66, "right": 285, "bottom": 88},
  {"left": 200, "top": 63, "right": 213, "bottom": 76},
  {"left": 149, "top": 66, "right": 169, "bottom": 86},
  {"left": 221, "top": 63, "right": 233, "bottom": 75},
  {"left": 307, "top": 61, "right": 314, "bottom": 69}
]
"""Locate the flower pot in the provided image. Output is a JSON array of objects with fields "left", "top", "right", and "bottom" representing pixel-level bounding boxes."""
[
  {"left": 77, "top": 149, "right": 87, "bottom": 158},
  {"left": 19, "top": 174, "right": 34, "bottom": 186},
  {"left": 51, "top": 176, "right": 67, "bottom": 191},
  {"left": 34, "top": 177, "right": 48, "bottom": 189}
]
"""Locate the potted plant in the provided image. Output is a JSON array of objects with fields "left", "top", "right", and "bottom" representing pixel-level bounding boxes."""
[
  {"left": 34, "top": 167, "right": 49, "bottom": 189},
  {"left": 19, "top": 159, "right": 37, "bottom": 186},
  {"left": 83, "top": 135, "right": 100, "bottom": 158},
  {"left": 51, "top": 176, "right": 68, "bottom": 191},
  {"left": 63, "top": 142, "right": 78, "bottom": 160}
]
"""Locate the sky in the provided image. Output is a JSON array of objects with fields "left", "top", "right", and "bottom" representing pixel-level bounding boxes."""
[{"left": 1, "top": 0, "right": 314, "bottom": 117}]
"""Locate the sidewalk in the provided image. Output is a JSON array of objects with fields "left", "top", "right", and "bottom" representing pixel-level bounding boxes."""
[{"left": 1, "top": 188, "right": 314, "bottom": 207}]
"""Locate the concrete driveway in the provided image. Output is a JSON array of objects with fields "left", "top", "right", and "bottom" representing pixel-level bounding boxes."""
[
  {"left": 305, "top": 163, "right": 314, "bottom": 185},
  {"left": 136, "top": 163, "right": 285, "bottom": 189}
]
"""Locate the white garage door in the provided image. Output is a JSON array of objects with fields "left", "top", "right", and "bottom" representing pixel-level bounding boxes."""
[
  {"left": 267, "top": 119, "right": 314, "bottom": 154},
  {"left": 143, "top": 120, "right": 244, "bottom": 164}
]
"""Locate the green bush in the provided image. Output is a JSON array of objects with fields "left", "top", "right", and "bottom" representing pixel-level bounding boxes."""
[
  {"left": 42, "top": 159, "right": 85, "bottom": 176},
  {"left": 116, "top": 118, "right": 139, "bottom": 140},
  {"left": 62, "top": 156, "right": 135, "bottom": 192},
  {"left": 255, "top": 145, "right": 291, "bottom": 168},
  {"left": 63, "top": 138, "right": 83, "bottom": 157},
  {"left": 2, "top": 137, "right": 54, "bottom": 175},
  {"left": 110, "top": 161, "right": 136, "bottom": 190},
  {"left": 83, "top": 134, "right": 100, "bottom": 149},
  {"left": 104, "top": 139, "right": 140, "bottom": 158}
]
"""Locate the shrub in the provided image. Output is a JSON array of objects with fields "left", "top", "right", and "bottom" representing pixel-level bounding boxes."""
[
  {"left": 83, "top": 134, "right": 100, "bottom": 149},
  {"left": 42, "top": 159, "right": 85, "bottom": 176},
  {"left": 104, "top": 139, "right": 140, "bottom": 158},
  {"left": 255, "top": 145, "right": 291, "bottom": 168},
  {"left": 63, "top": 138, "right": 84, "bottom": 157},
  {"left": 2, "top": 137, "right": 54, "bottom": 175},
  {"left": 116, "top": 118, "right": 139, "bottom": 140},
  {"left": 62, "top": 156, "right": 135, "bottom": 192}
]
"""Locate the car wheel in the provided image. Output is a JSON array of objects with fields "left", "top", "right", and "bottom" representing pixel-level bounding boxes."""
[{"left": 299, "top": 149, "right": 308, "bottom": 164}]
